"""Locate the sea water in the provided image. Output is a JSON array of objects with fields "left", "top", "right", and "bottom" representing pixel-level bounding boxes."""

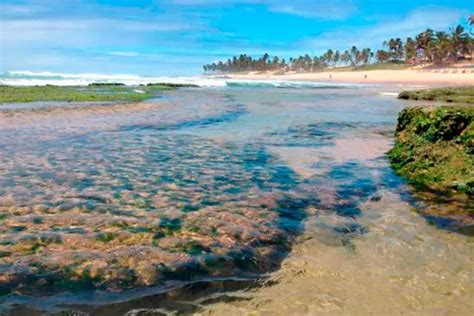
[{"left": 0, "top": 82, "right": 472, "bottom": 315}]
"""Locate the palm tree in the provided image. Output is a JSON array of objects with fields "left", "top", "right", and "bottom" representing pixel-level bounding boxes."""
[
  {"left": 434, "top": 31, "right": 450, "bottom": 64},
  {"left": 361, "top": 48, "right": 371, "bottom": 64},
  {"left": 395, "top": 38, "right": 404, "bottom": 61},
  {"left": 415, "top": 29, "right": 434, "bottom": 63},
  {"left": 328, "top": 49, "right": 335, "bottom": 65},
  {"left": 334, "top": 50, "right": 341, "bottom": 66},
  {"left": 384, "top": 39, "right": 394, "bottom": 60},
  {"left": 258, "top": 53, "right": 269, "bottom": 71},
  {"left": 350, "top": 46, "right": 358, "bottom": 65},
  {"left": 405, "top": 37, "right": 417, "bottom": 63},
  {"left": 341, "top": 50, "right": 350, "bottom": 66},
  {"left": 468, "top": 16, "right": 474, "bottom": 60},
  {"left": 312, "top": 56, "right": 319, "bottom": 71},
  {"left": 303, "top": 54, "right": 312, "bottom": 71},
  {"left": 384, "top": 38, "right": 404, "bottom": 62},
  {"left": 272, "top": 56, "right": 280, "bottom": 70},
  {"left": 376, "top": 50, "right": 390, "bottom": 63},
  {"left": 469, "top": 16, "right": 474, "bottom": 59},
  {"left": 450, "top": 25, "right": 469, "bottom": 62}
]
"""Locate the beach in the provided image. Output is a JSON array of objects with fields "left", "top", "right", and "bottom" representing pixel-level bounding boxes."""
[
  {"left": 223, "top": 68, "right": 474, "bottom": 86},
  {"left": 2, "top": 0, "right": 474, "bottom": 314}
]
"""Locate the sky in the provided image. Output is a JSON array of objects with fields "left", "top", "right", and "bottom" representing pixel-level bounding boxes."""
[{"left": 0, "top": 0, "right": 472, "bottom": 75}]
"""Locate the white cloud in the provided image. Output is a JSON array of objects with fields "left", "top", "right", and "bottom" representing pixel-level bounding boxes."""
[
  {"left": 303, "top": 6, "right": 467, "bottom": 52},
  {"left": 0, "top": 17, "right": 204, "bottom": 48}
]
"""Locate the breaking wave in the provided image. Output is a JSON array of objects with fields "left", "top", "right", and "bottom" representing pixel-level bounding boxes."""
[{"left": 1, "top": 71, "right": 365, "bottom": 89}]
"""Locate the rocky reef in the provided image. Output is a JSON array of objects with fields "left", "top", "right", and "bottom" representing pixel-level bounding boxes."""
[
  {"left": 0, "top": 84, "right": 183, "bottom": 103},
  {"left": 389, "top": 105, "right": 473, "bottom": 193},
  {"left": 398, "top": 86, "right": 474, "bottom": 104},
  {"left": 388, "top": 105, "right": 473, "bottom": 233}
]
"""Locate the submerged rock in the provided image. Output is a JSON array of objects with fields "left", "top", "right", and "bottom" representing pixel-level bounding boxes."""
[{"left": 0, "top": 134, "right": 303, "bottom": 298}]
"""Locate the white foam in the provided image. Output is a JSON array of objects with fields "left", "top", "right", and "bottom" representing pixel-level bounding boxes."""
[
  {"left": 1, "top": 71, "right": 227, "bottom": 87},
  {"left": 379, "top": 92, "right": 399, "bottom": 97},
  {"left": 1, "top": 71, "right": 367, "bottom": 89}
]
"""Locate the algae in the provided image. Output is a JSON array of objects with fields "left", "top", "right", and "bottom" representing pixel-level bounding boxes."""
[
  {"left": 0, "top": 84, "right": 182, "bottom": 103},
  {"left": 398, "top": 86, "right": 474, "bottom": 104},
  {"left": 388, "top": 105, "right": 474, "bottom": 194}
]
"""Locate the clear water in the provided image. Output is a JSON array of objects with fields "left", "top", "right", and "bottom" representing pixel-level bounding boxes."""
[{"left": 0, "top": 86, "right": 472, "bottom": 315}]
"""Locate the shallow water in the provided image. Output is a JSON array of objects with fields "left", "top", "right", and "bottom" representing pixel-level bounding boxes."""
[{"left": 0, "top": 86, "right": 472, "bottom": 315}]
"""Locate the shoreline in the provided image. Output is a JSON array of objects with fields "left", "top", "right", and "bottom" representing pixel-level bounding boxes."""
[{"left": 219, "top": 69, "right": 474, "bottom": 86}]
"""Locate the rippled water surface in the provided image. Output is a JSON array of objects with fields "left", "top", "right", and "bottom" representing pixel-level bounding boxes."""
[{"left": 0, "top": 86, "right": 472, "bottom": 315}]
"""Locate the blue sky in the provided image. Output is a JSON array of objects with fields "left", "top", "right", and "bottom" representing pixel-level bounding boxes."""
[{"left": 0, "top": 0, "right": 472, "bottom": 75}]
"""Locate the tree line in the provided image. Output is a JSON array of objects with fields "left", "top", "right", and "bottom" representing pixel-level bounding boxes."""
[{"left": 203, "top": 17, "right": 473, "bottom": 73}]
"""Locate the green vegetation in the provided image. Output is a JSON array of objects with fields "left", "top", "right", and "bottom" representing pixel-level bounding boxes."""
[
  {"left": 398, "top": 86, "right": 474, "bottom": 104},
  {"left": 0, "top": 84, "right": 186, "bottom": 103},
  {"left": 388, "top": 106, "right": 474, "bottom": 194},
  {"left": 95, "top": 232, "right": 117, "bottom": 243},
  {"left": 32, "top": 217, "right": 43, "bottom": 225},
  {"left": 170, "top": 239, "right": 209, "bottom": 255},
  {"left": 159, "top": 217, "right": 182, "bottom": 235},
  {"left": 203, "top": 17, "right": 473, "bottom": 73},
  {"left": 9, "top": 226, "right": 26, "bottom": 232}
]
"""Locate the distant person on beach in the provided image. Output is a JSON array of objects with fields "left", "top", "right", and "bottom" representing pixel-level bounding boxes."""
[
  {"left": 329, "top": 74, "right": 332, "bottom": 80},
  {"left": 364, "top": 74, "right": 367, "bottom": 79}
]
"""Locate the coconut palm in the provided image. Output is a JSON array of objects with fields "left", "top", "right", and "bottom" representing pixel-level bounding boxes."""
[
  {"left": 384, "top": 38, "right": 404, "bottom": 62},
  {"left": 450, "top": 25, "right": 469, "bottom": 61},
  {"left": 430, "top": 31, "right": 450, "bottom": 64},
  {"left": 415, "top": 29, "right": 434, "bottom": 63},
  {"left": 350, "top": 46, "right": 359, "bottom": 65},
  {"left": 376, "top": 50, "right": 390, "bottom": 63},
  {"left": 405, "top": 37, "right": 417, "bottom": 63},
  {"left": 341, "top": 50, "right": 350, "bottom": 66},
  {"left": 361, "top": 48, "right": 371, "bottom": 64},
  {"left": 334, "top": 50, "right": 341, "bottom": 66},
  {"left": 469, "top": 16, "right": 474, "bottom": 59}
]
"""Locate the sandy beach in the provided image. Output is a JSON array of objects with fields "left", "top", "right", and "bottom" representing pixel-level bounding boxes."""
[{"left": 223, "top": 69, "right": 474, "bottom": 86}]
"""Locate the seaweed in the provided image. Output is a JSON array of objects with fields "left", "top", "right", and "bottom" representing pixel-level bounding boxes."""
[{"left": 388, "top": 106, "right": 474, "bottom": 194}]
